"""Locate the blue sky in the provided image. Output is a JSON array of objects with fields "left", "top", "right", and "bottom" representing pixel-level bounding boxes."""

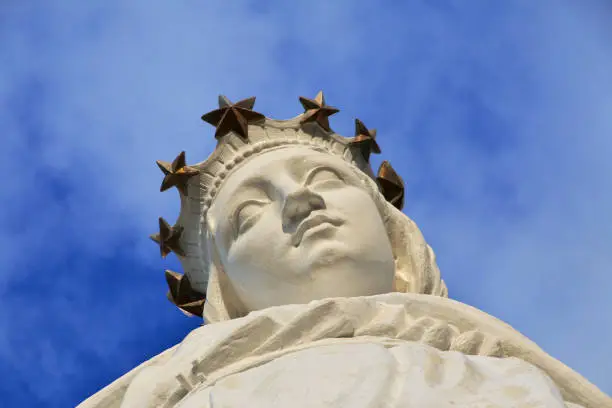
[{"left": 1, "top": 1, "right": 611, "bottom": 406}]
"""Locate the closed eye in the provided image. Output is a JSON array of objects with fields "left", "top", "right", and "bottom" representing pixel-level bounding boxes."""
[
  {"left": 233, "top": 199, "right": 268, "bottom": 235},
  {"left": 304, "top": 166, "right": 345, "bottom": 186}
]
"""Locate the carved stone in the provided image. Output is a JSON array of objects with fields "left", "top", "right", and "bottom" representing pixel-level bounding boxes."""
[{"left": 79, "top": 95, "right": 611, "bottom": 408}]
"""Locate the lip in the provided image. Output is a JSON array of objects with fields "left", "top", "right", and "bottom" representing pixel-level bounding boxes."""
[{"left": 292, "top": 213, "right": 344, "bottom": 247}]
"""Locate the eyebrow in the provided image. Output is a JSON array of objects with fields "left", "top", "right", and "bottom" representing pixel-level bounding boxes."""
[
  {"left": 227, "top": 176, "right": 271, "bottom": 205},
  {"left": 285, "top": 155, "right": 328, "bottom": 182}
]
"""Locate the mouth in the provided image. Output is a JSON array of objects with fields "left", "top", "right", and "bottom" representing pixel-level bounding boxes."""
[{"left": 292, "top": 213, "right": 344, "bottom": 247}]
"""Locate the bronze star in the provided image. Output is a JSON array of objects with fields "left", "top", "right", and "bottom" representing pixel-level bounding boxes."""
[
  {"left": 201, "top": 95, "right": 265, "bottom": 141},
  {"left": 298, "top": 91, "right": 339, "bottom": 132},
  {"left": 349, "top": 119, "right": 381, "bottom": 162},
  {"left": 156, "top": 151, "right": 199, "bottom": 195},
  {"left": 150, "top": 217, "right": 186, "bottom": 258},
  {"left": 377, "top": 161, "right": 405, "bottom": 211},
  {"left": 165, "top": 270, "right": 206, "bottom": 317}
]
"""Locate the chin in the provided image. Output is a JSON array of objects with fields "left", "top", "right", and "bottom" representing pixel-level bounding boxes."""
[
  {"left": 305, "top": 257, "right": 394, "bottom": 296},
  {"left": 303, "top": 241, "right": 352, "bottom": 269}
]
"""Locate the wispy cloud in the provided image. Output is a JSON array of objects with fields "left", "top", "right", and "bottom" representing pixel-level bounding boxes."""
[{"left": 1, "top": 1, "right": 611, "bottom": 406}]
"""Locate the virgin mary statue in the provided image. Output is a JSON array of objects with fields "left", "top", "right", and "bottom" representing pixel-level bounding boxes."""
[{"left": 79, "top": 93, "right": 611, "bottom": 408}]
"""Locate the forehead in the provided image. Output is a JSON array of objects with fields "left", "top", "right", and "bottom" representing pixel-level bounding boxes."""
[{"left": 215, "top": 146, "right": 350, "bottom": 197}]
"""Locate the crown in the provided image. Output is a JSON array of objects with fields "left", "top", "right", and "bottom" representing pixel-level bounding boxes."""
[{"left": 150, "top": 91, "right": 405, "bottom": 318}]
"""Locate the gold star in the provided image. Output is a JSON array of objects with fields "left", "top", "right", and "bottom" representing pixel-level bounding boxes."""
[
  {"left": 377, "top": 161, "right": 405, "bottom": 210},
  {"left": 298, "top": 91, "right": 339, "bottom": 132},
  {"left": 165, "top": 270, "right": 206, "bottom": 317},
  {"left": 349, "top": 119, "right": 381, "bottom": 162},
  {"left": 201, "top": 95, "right": 265, "bottom": 141},
  {"left": 156, "top": 151, "right": 199, "bottom": 195},
  {"left": 150, "top": 217, "right": 185, "bottom": 258}
]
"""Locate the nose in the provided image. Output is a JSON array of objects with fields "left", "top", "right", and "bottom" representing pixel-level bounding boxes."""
[{"left": 281, "top": 187, "right": 325, "bottom": 232}]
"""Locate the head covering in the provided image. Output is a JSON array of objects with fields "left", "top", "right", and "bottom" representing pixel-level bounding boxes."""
[{"left": 151, "top": 92, "right": 446, "bottom": 320}]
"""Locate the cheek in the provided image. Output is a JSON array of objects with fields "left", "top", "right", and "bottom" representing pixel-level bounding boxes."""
[
  {"left": 325, "top": 188, "right": 390, "bottom": 242},
  {"left": 226, "top": 211, "right": 288, "bottom": 267},
  {"left": 329, "top": 188, "right": 380, "bottom": 219},
  {"left": 223, "top": 214, "right": 294, "bottom": 292}
]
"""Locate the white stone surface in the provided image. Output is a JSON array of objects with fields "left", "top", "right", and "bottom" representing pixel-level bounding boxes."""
[
  {"left": 179, "top": 342, "right": 567, "bottom": 408},
  {"left": 200, "top": 145, "right": 448, "bottom": 323},
  {"left": 79, "top": 131, "right": 611, "bottom": 407},
  {"left": 205, "top": 147, "right": 396, "bottom": 313},
  {"left": 81, "top": 293, "right": 609, "bottom": 408}
]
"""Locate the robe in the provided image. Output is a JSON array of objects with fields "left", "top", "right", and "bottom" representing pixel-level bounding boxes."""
[{"left": 79, "top": 293, "right": 611, "bottom": 408}]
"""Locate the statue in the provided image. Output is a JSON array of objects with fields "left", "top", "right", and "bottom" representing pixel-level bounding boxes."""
[{"left": 79, "top": 93, "right": 611, "bottom": 408}]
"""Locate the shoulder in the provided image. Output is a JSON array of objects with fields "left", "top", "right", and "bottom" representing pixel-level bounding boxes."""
[{"left": 77, "top": 345, "right": 178, "bottom": 408}]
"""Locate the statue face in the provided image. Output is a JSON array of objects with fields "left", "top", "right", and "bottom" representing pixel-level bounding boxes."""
[{"left": 208, "top": 146, "right": 395, "bottom": 312}]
